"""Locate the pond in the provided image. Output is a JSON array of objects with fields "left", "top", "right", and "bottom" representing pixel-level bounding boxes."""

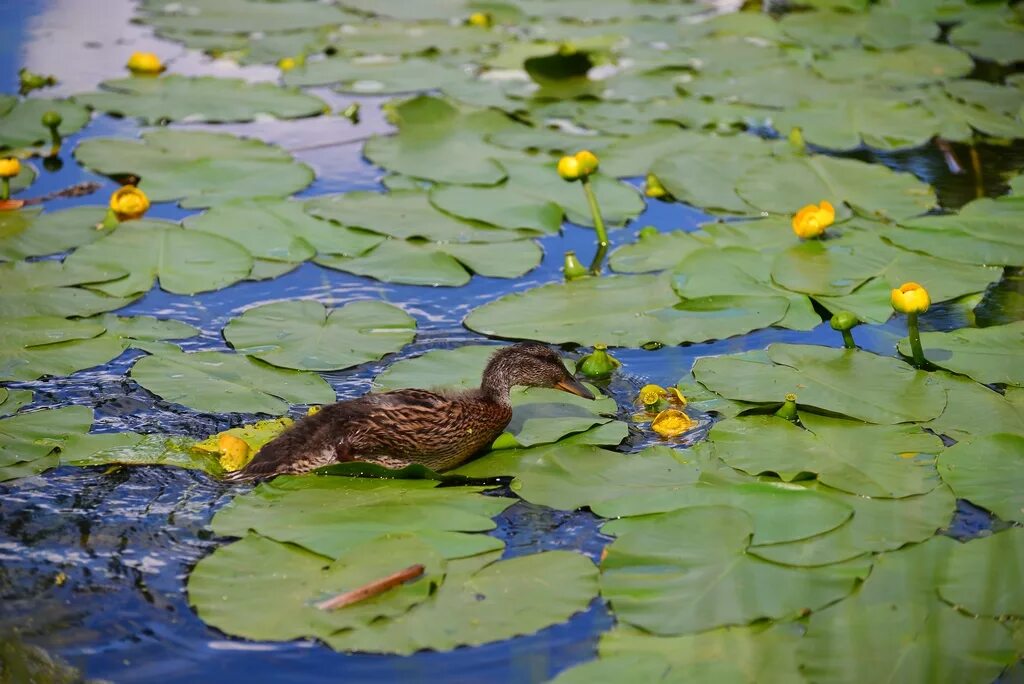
[{"left": 0, "top": 0, "right": 1022, "bottom": 682}]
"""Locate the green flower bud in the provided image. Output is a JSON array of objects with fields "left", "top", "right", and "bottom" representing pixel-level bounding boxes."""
[
  {"left": 563, "top": 250, "right": 588, "bottom": 281},
  {"left": 41, "top": 111, "right": 62, "bottom": 129},
  {"left": 577, "top": 343, "right": 621, "bottom": 379},
  {"left": 638, "top": 225, "right": 658, "bottom": 239},
  {"left": 830, "top": 311, "right": 859, "bottom": 332},
  {"left": 775, "top": 393, "right": 798, "bottom": 422}
]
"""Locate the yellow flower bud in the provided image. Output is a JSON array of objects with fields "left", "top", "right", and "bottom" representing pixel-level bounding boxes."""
[
  {"left": 278, "top": 57, "right": 298, "bottom": 71},
  {"left": 127, "top": 52, "right": 164, "bottom": 75},
  {"left": 791, "top": 200, "right": 835, "bottom": 239},
  {"left": 890, "top": 281, "right": 930, "bottom": 315},
  {"left": 0, "top": 158, "right": 20, "bottom": 178},
  {"left": 557, "top": 155, "right": 582, "bottom": 182},
  {"left": 110, "top": 185, "right": 150, "bottom": 221},
  {"left": 218, "top": 434, "right": 251, "bottom": 472},
  {"left": 467, "top": 11, "right": 493, "bottom": 28},
  {"left": 574, "top": 150, "right": 599, "bottom": 177},
  {"left": 651, "top": 408, "right": 695, "bottom": 439},
  {"left": 644, "top": 172, "right": 667, "bottom": 198},
  {"left": 638, "top": 384, "right": 667, "bottom": 407}
]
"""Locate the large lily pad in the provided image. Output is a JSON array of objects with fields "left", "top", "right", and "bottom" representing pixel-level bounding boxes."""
[
  {"left": 770, "top": 231, "right": 896, "bottom": 297},
  {"left": 600, "top": 506, "right": 867, "bottom": 635},
  {"left": 0, "top": 260, "right": 133, "bottom": 318},
  {"left": 284, "top": 58, "right": 467, "bottom": 94},
  {"left": 0, "top": 405, "right": 92, "bottom": 482},
  {"left": 812, "top": 43, "right": 973, "bottom": 86},
  {"left": 0, "top": 97, "right": 90, "bottom": 150},
  {"left": 326, "top": 22, "right": 498, "bottom": 57},
  {"left": 1, "top": 317, "right": 123, "bottom": 382},
  {"left": 937, "top": 433, "right": 1024, "bottom": 522},
  {"left": 184, "top": 198, "right": 383, "bottom": 263},
  {"left": 708, "top": 413, "right": 943, "bottom": 498},
  {"left": 74, "top": 129, "right": 314, "bottom": 208},
  {"left": 0, "top": 388, "right": 32, "bottom": 417},
  {"left": 130, "top": 346, "right": 336, "bottom": 414},
  {"left": 609, "top": 231, "right": 707, "bottom": 274},
  {"left": 925, "top": 372, "right": 1024, "bottom": 442},
  {"left": 949, "top": 15, "right": 1024, "bottom": 65},
  {"left": 465, "top": 274, "right": 791, "bottom": 347},
  {"left": 64, "top": 220, "right": 253, "bottom": 297},
  {"left": 899, "top": 322, "right": 1024, "bottom": 386},
  {"left": 692, "top": 344, "right": 947, "bottom": 424},
  {"left": 0, "top": 206, "right": 109, "bottom": 261},
  {"left": 939, "top": 527, "right": 1024, "bottom": 618},
  {"left": 887, "top": 197, "right": 1024, "bottom": 266},
  {"left": 224, "top": 300, "right": 415, "bottom": 371},
  {"left": 57, "top": 432, "right": 217, "bottom": 473},
  {"left": 211, "top": 476, "right": 512, "bottom": 559},
  {"left": 139, "top": 0, "right": 355, "bottom": 33},
  {"left": 74, "top": 76, "right": 326, "bottom": 124}
]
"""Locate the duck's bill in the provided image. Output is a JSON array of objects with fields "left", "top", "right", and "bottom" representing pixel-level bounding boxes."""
[{"left": 555, "top": 377, "right": 595, "bottom": 400}]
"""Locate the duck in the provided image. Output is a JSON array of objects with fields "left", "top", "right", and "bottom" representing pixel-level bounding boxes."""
[{"left": 225, "top": 342, "right": 595, "bottom": 480}]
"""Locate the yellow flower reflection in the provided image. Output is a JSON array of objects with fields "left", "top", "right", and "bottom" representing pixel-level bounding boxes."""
[{"left": 791, "top": 200, "right": 835, "bottom": 239}]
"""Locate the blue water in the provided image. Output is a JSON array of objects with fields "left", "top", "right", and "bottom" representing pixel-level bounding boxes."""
[{"left": 0, "top": 1, "right": 1020, "bottom": 682}]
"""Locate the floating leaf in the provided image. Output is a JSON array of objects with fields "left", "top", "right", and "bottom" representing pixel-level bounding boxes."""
[
  {"left": 708, "top": 413, "right": 943, "bottom": 498},
  {"left": 609, "top": 231, "right": 707, "bottom": 274},
  {"left": 138, "top": 0, "right": 355, "bottom": 33},
  {"left": 429, "top": 184, "right": 563, "bottom": 234},
  {"left": 130, "top": 346, "right": 335, "bottom": 414},
  {"left": 949, "top": 15, "right": 1024, "bottom": 65},
  {"left": 211, "top": 476, "right": 513, "bottom": 559},
  {"left": 64, "top": 220, "right": 253, "bottom": 297},
  {"left": 771, "top": 96, "right": 936, "bottom": 151},
  {"left": 74, "top": 129, "right": 314, "bottom": 208},
  {"left": 0, "top": 406, "right": 92, "bottom": 482},
  {"left": 600, "top": 506, "right": 867, "bottom": 635},
  {"left": 57, "top": 432, "right": 217, "bottom": 473},
  {"left": 285, "top": 58, "right": 467, "bottom": 94},
  {"left": 937, "top": 433, "right": 1024, "bottom": 522},
  {"left": 0, "top": 206, "right": 109, "bottom": 261},
  {"left": 0, "top": 260, "right": 134, "bottom": 318},
  {"left": 0, "top": 317, "right": 124, "bottom": 382},
  {"left": 779, "top": 8, "right": 939, "bottom": 50},
  {"left": 925, "top": 372, "right": 1024, "bottom": 442},
  {"left": 812, "top": 43, "right": 973, "bottom": 86},
  {"left": 224, "top": 300, "right": 415, "bottom": 371},
  {"left": 327, "top": 22, "right": 498, "bottom": 56},
  {"left": 886, "top": 197, "right": 1024, "bottom": 266},
  {"left": 693, "top": 343, "right": 947, "bottom": 424},
  {"left": 0, "top": 97, "right": 90, "bottom": 150},
  {"left": 74, "top": 76, "right": 326, "bottom": 124},
  {"left": 939, "top": 528, "right": 1024, "bottom": 618},
  {"left": 0, "top": 388, "right": 32, "bottom": 417},
  {"left": 770, "top": 232, "right": 895, "bottom": 297},
  {"left": 900, "top": 322, "right": 1024, "bottom": 386}
]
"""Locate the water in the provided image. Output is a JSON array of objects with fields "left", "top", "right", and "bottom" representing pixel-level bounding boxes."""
[{"left": 1, "top": 1, "right": 1021, "bottom": 681}]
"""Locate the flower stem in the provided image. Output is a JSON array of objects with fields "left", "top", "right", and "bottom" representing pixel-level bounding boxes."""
[
  {"left": 907, "top": 312, "right": 926, "bottom": 367},
  {"left": 580, "top": 176, "right": 608, "bottom": 275},
  {"left": 0, "top": 177, "right": 8, "bottom": 201},
  {"left": 841, "top": 329, "right": 856, "bottom": 349}
]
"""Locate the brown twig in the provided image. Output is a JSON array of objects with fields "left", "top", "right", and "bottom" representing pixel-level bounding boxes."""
[
  {"left": 22, "top": 181, "right": 103, "bottom": 206},
  {"left": 315, "top": 564, "right": 425, "bottom": 611}
]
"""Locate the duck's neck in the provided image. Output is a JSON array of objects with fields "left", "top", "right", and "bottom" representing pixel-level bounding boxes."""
[{"left": 480, "top": 372, "right": 514, "bottom": 407}]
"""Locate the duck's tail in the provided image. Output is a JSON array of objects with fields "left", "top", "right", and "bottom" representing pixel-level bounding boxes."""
[{"left": 222, "top": 412, "right": 341, "bottom": 482}]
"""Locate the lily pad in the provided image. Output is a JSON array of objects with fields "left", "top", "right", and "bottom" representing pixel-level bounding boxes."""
[
  {"left": 0, "top": 97, "right": 90, "bottom": 150},
  {"left": 184, "top": 198, "right": 383, "bottom": 263},
  {"left": 0, "top": 206, "right": 109, "bottom": 261},
  {"left": 0, "top": 405, "right": 92, "bottom": 482},
  {"left": 812, "top": 43, "right": 973, "bottom": 86},
  {"left": 770, "top": 232, "right": 896, "bottom": 297},
  {"left": 139, "top": 0, "right": 355, "bottom": 33},
  {"left": 130, "top": 345, "right": 336, "bottom": 414},
  {"left": 74, "top": 129, "right": 314, "bottom": 208},
  {"left": 771, "top": 96, "right": 936, "bottom": 151},
  {"left": 1, "top": 317, "right": 124, "bottom": 382},
  {"left": 211, "top": 476, "right": 513, "bottom": 559},
  {"left": 316, "top": 238, "right": 542, "bottom": 286},
  {"left": 64, "top": 220, "right": 253, "bottom": 297},
  {"left": 466, "top": 274, "right": 791, "bottom": 347},
  {"left": 692, "top": 343, "right": 947, "bottom": 424},
  {"left": 609, "top": 231, "right": 707, "bottom": 274},
  {"left": 0, "top": 388, "right": 32, "bottom": 417},
  {"left": 224, "top": 299, "right": 415, "bottom": 371},
  {"left": 285, "top": 58, "right": 467, "bottom": 94},
  {"left": 600, "top": 506, "right": 867, "bottom": 635},
  {"left": 939, "top": 527, "right": 1024, "bottom": 618},
  {"left": 708, "top": 413, "right": 943, "bottom": 498},
  {"left": 937, "top": 433, "right": 1024, "bottom": 522},
  {"left": 0, "top": 260, "right": 134, "bottom": 318},
  {"left": 189, "top": 534, "right": 445, "bottom": 642},
  {"left": 326, "top": 22, "right": 498, "bottom": 57},
  {"left": 887, "top": 197, "right": 1024, "bottom": 266},
  {"left": 57, "top": 432, "right": 217, "bottom": 473},
  {"left": 74, "top": 76, "right": 326, "bottom": 124},
  {"left": 899, "top": 322, "right": 1024, "bottom": 386},
  {"left": 925, "top": 372, "right": 1024, "bottom": 442},
  {"left": 429, "top": 184, "right": 563, "bottom": 235},
  {"left": 949, "top": 15, "right": 1024, "bottom": 65}
]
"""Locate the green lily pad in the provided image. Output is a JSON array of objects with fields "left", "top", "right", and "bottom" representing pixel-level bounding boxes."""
[
  {"left": 285, "top": 58, "right": 467, "bottom": 94},
  {"left": 0, "top": 388, "right": 32, "bottom": 417},
  {"left": 939, "top": 527, "right": 1024, "bottom": 618},
  {"left": 708, "top": 413, "right": 943, "bottom": 498},
  {"left": 937, "top": 433, "right": 1024, "bottom": 522},
  {"left": 74, "top": 129, "right": 314, "bottom": 208},
  {"left": 0, "top": 405, "right": 92, "bottom": 482},
  {"left": 736, "top": 155, "right": 937, "bottom": 221},
  {"left": 920, "top": 86, "right": 1024, "bottom": 141},
  {"left": 316, "top": 238, "right": 542, "bottom": 286},
  {"left": 685, "top": 63, "right": 857, "bottom": 109},
  {"left": 189, "top": 533, "right": 445, "bottom": 642},
  {"left": 363, "top": 96, "right": 514, "bottom": 185},
  {"left": 945, "top": 80, "right": 1024, "bottom": 118},
  {"left": 779, "top": 8, "right": 939, "bottom": 50},
  {"left": 886, "top": 197, "right": 1024, "bottom": 266},
  {"left": 693, "top": 343, "right": 947, "bottom": 424},
  {"left": 949, "top": 15, "right": 1024, "bottom": 65},
  {"left": 600, "top": 506, "right": 868, "bottom": 635},
  {"left": 751, "top": 483, "right": 955, "bottom": 566},
  {"left": 130, "top": 345, "right": 336, "bottom": 414},
  {"left": 184, "top": 198, "right": 383, "bottom": 263},
  {"left": 0, "top": 260, "right": 134, "bottom": 318},
  {"left": 800, "top": 537, "right": 1017, "bottom": 684},
  {"left": 0, "top": 317, "right": 124, "bottom": 382},
  {"left": 899, "top": 322, "right": 1024, "bottom": 386},
  {"left": 74, "top": 76, "right": 326, "bottom": 124},
  {"left": 139, "top": 0, "right": 355, "bottom": 33},
  {"left": 325, "top": 549, "right": 598, "bottom": 654},
  {"left": 0, "top": 206, "right": 109, "bottom": 261},
  {"left": 771, "top": 232, "right": 896, "bottom": 297},
  {"left": 211, "top": 476, "right": 512, "bottom": 559},
  {"left": 429, "top": 184, "right": 563, "bottom": 235},
  {"left": 650, "top": 150, "right": 758, "bottom": 215},
  {"left": 0, "top": 97, "right": 90, "bottom": 150},
  {"left": 224, "top": 299, "right": 415, "bottom": 371},
  {"left": 925, "top": 372, "right": 1024, "bottom": 442},
  {"left": 772, "top": 96, "right": 936, "bottom": 151},
  {"left": 64, "top": 220, "right": 253, "bottom": 297},
  {"left": 812, "top": 43, "right": 973, "bottom": 86},
  {"left": 609, "top": 231, "right": 707, "bottom": 274},
  {"left": 57, "top": 432, "right": 217, "bottom": 473},
  {"left": 327, "top": 22, "right": 498, "bottom": 57},
  {"left": 466, "top": 274, "right": 791, "bottom": 347}
]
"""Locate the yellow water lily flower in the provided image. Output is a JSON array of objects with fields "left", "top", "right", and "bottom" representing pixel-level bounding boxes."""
[
  {"left": 638, "top": 384, "right": 667, "bottom": 407},
  {"left": 278, "top": 57, "right": 298, "bottom": 71},
  {"left": 0, "top": 158, "right": 20, "bottom": 178},
  {"left": 218, "top": 434, "right": 251, "bottom": 472},
  {"left": 891, "top": 281, "right": 930, "bottom": 315},
  {"left": 791, "top": 200, "right": 835, "bottom": 239},
  {"left": 644, "top": 172, "right": 667, "bottom": 198},
  {"left": 110, "top": 185, "right": 150, "bottom": 221},
  {"left": 651, "top": 408, "right": 695, "bottom": 439},
  {"left": 667, "top": 386, "right": 687, "bottom": 407},
  {"left": 467, "top": 11, "right": 493, "bottom": 28},
  {"left": 127, "top": 52, "right": 164, "bottom": 74},
  {"left": 575, "top": 150, "right": 599, "bottom": 176},
  {"left": 557, "top": 155, "right": 582, "bottom": 182}
]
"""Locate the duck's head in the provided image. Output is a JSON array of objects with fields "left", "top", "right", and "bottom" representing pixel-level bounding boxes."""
[{"left": 482, "top": 342, "right": 595, "bottom": 401}]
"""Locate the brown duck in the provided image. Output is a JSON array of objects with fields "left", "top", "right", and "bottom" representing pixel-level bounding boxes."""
[{"left": 226, "top": 342, "right": 594, "bottom": 480}]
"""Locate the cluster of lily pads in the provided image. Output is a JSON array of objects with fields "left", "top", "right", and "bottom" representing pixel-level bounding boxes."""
[{"left": 1, "top": 0, "right": 1024, "bottom": 679}]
